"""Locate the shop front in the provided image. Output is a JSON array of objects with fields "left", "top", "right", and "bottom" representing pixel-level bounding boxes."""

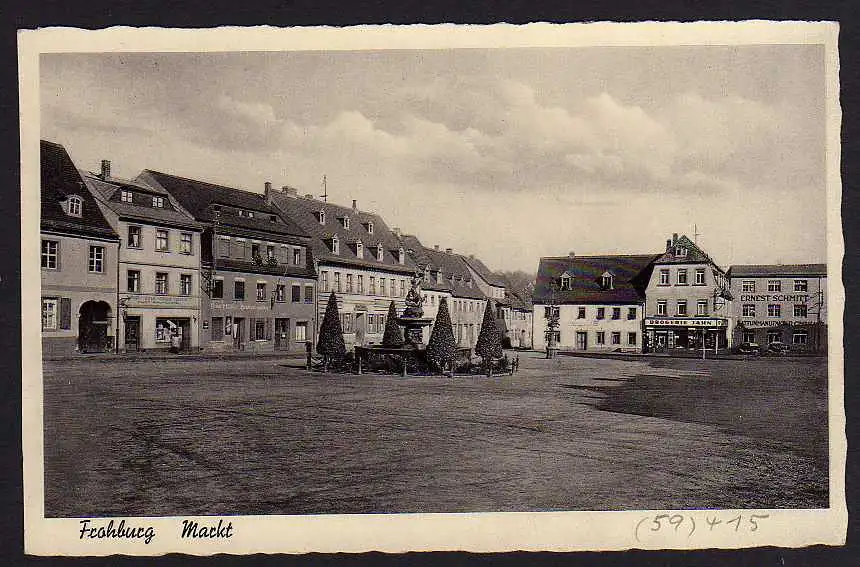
[
  {"left": 119, "top": 293, "right": 199, "bottom": 352},
  {"left": 645, "top": 317, "right": 730, "bottom": 353},
  {"left": 734, "top": 320, "right": 825, "bottom": 354}
]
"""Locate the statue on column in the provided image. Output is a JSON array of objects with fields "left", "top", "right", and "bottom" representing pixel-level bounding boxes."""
[{"left": 402, "top": 273, "right": 425, "bottom": 318}]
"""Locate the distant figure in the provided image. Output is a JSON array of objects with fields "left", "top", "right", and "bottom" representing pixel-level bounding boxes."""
[
  {"left": 169, "top": 331, "right": 181, "bottom": 354},
  {"left": 512, "top": 355, "right": 520, "bottom": 374},
  {"left": 305, "top": 341, "right": 313, "bottom": 370}
]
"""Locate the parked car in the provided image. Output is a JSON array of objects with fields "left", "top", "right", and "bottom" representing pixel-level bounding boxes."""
[
  {"left": 736, "top": 342, "right": 761, "bottom": 355},
  {"left": 762, "top": 341, "right": 790, "bottom": 356}
]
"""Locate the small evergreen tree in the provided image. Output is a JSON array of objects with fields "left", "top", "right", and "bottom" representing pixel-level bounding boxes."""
[
  {"left": 382, "top": 300, "right": 404, "bottom": 348},
  {"left": 316, "top": 291, "right": 346, "bottom": 371},
  {"left": 475, "top": 298, "right": 503, "bottom": 376},
  {"left": 425, "top": 297, "right": 456, "bottom": 375}
]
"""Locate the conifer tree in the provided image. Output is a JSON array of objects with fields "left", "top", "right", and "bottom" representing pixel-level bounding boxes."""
[
  {"left": 382, "top": 300, "right": 404, "bottom": 348},
  {"left": 316, "top": 291, "right": 346, "bottom": 371},
  {"left": 475, "top": 298, "right": 503, "bottom": 376},
  {"left": 425, "top": 297, "right": 456, "bottom": 375}
]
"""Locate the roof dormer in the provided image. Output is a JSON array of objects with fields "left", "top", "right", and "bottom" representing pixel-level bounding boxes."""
[
  {"left": 398, "top": 246, "right": 405, "bottom": 265},
  {"left": 330, "top": 234, "right": 340, "bottom": 255},
  {"left": 559, "top": 271, "right": 573, "bottom": 291},
  {"left": 340, "top": 216, "right": 350, "bottom": 230},
  {"left": 364, "top": 220, "right": 374, "bottom": 235},
  {"left": 316, "top": 210, "right": 326, "bottom": 225},
  {"left": 674, "top": 245, "right": 687, "bottom": 257},
  {"left": 376, "top": 243, "right": 384, "bottom": 262},
  {"left": 355, "top": 240, "right": 364, "bottom": 259},
  {"left": 600, "top": 271, "right": 615, "bottom": 290},
  {"left": 64, "top": 194, "right": 83, "bottom": 217}
]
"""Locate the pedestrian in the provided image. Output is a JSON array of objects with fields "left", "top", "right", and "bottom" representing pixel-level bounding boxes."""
[
  {"left": 169, "top": 331, "right": 181, "bottom": 354},
  {"left": 305, "top": 341, "right": 313, "bottom": 370},
  {"left": 512, "top": 355, "right": 519, "bottom": 374}
]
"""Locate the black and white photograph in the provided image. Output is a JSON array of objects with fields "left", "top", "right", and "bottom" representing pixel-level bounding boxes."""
[{"left": 21, "top": 22, "right": 845, "bottom": 554}]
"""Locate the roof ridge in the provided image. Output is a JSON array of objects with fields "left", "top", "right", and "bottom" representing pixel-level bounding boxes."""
[{"left": 145, "top": 169, "right": 265, "bottom": 199}]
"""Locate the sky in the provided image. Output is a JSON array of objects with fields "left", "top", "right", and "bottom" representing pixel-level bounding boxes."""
[{"left": 40, "top": 45, "right": 828, "bottom": 273}]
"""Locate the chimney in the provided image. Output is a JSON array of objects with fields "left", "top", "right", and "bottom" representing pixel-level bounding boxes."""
[
  {"left": 672, "top": 233, "right": 678, "bottom": 244},
  {"left": 352, "top": 199, "right": 358, "bottom": 211},
  {"left": 445, "top": 248, "right": 453, "bottom": 254},
  {"left": 569, "top": 251, "right": 575, "bottom": 257},
  {"left": 392, "top": 227, "right": 401, "bottom": 238},
  {"left": 264, "top": 181, "right": 273, "bottom": 204},
  {"left": 434, "top": 245, "right": 440, "bottom": 251},
  {"left": 100, "top": 159, "right": 111, "bottom": 180}
]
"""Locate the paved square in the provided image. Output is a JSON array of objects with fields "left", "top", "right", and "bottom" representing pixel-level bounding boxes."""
[{"left": 42, "top": 353, "right": 828, "bottom": 516}]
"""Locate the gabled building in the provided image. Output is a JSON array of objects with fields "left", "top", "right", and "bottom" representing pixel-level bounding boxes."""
[
  {"left": 462, "top": 254, "right": 507, "bottom": 301},
  {"left": 503, "top": 289, "right": 533, "bottom": 349},
  {"left": 727, "top": 263, "right": 827, "bottom": 353},
  {"left": 400, "top": 239, "right": 487, "bottom": 347},
  {"left": 533, "top": 253, "right": 659, "bottom": 352},
  {"left": 267, "top": 188, "right": 417, "bottom": 349},
  {"left": 643, "top": 234, "right": 733, "bottom": 352},
  {"left": 40, "top": 140, "right": 120, "bottom": 355},
  {"left": 139, "top": 172, "right": 317, "bottom": 353},
  {"left": 83, "top": 160, "right": 204, "bottom": 352}
]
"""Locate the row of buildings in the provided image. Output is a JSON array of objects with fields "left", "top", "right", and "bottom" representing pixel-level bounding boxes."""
[
  {"left": 39, "top": 140, "right": 533, "bottom": 356},
  {"left": 532, "top": 234, "right": 827, "bottom": 354}
]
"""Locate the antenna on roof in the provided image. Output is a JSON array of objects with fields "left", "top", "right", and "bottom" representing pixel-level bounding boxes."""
[
  {"left": 693, "top": 224, "right": 701, "bottom": 244},
  {"left": 319, "top": 175, "right": 328, "bottom": 203}
]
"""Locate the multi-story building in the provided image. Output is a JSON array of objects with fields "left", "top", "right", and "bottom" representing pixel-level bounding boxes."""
[
  {"left": 139, "top": 172, "right": 317, "bottom": 353},
  {"left": 504, "top": 290, "right": 534, "bottom": 349},
  {"left": 40, "top": 140, "right": 120, "bottom": 355},
  {"left": 643, "top": 234, "right": 734, "bottom": 352},
  {"left": 400, "top": 239, "right": 486, "bottom": 347},
  {"left": 533, "top": 253, "right": 658, "bottom": 352},
  {"left": 267, "top": 188, "right": 417, "bottom": 349},
  {"left": 727, "top": 264, "right": 827, "bottom": 353},
  {"left": 84, "top": 160, "right": 204, "bottom": 352}
]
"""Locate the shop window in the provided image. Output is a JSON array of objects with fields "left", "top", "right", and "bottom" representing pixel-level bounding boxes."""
[
  {"left": 767, "top": 330, "right": 782, "bottom": 344},
  {"left": 155, "top": 272, "right": 168, "bottom": 294},
  {"left": 212, "top": 279, "right": 224, "bottom": 299},
  {"left": 41, "top": 240, "right": 58, "bottom": 269},
  {"left": 628, "top": 307, "right": 637, "bottom": 320},
  {"left": 742, "top": 330, "right": 756, "bottom": 343},
  {"left": 127, "top": 270, "right": 141, "bottom": 292},
  {"left": 155, "top": 319, "right": 170, "bottom": 342},
  {"left": 41, "top": 298, "right": 58, "bottom": 330},
  {"left": 792, "top": 331, "right": 808, "bottom": 345},
  {"left": 611, "top": 332, "right": 621, "bottom": 345},
  {"left": 234, "top": 280, "right": 245, "bottom": 300},
  {"left": 292, "top": 284, "right": 301, "bottom": 302},
  {"left": 742, "top": 280, "right": 755, "bottom": 292},
  {"left": 794, "top": 280, "right": 808, "bottom": 292},
  {"left": 88, "top": 246, "right": 105, "bottom": 273},
  {"left": 180, "top": 233, "right": 193, "bottom": 254},
  {"left": 767, "top": 280, "right": 781, "bottom": 292},
  {"left": 211, "top": 317, "right": 224, "bottom": 341},
  {"left": 128, "top": 226, "right": 142, "bottom": 248},
  {"left": 155, "top": 229, "right": 169, "bottom": 252},
  {"left": 742, "top": 304, "right": 755, "bottom": 317},
  {"left": 295, "top": 322, "right": 308, "bottom": 341},
  {"left": 628, "top": 332, "right": 637, "bottom": 346},
  {"left": 577, "top": 307, "right": 586, "bottom": 319},
  {"left": 656, "top": 300, "right": 667, "bottom": 316},
  {"left": 767, "top": 304, "right": 781, "bottom": 317},
  {"left": 255, "top": 319, "right": 266, "bottom": 341}
]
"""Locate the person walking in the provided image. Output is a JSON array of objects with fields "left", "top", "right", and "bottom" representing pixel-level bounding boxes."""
[{"left": 169, "top": 331, "right": 181, "bottom": 354}]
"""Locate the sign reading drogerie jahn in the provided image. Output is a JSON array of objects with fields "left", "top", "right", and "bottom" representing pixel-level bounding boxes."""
[
  {"left": 644, "top": 318, "right": 727, "bottom": 327},
  {"left": 180, "top": 519, "right": 234, "bottom": 539}
]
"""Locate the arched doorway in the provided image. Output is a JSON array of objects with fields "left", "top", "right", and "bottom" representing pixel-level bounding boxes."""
[{"left": 79, "top": 301, "right": 112, "bottom": 353}]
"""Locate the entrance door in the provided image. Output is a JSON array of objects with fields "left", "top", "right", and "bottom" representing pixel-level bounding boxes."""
[
  {"left": 79, "top": 300, "right": 111, "bottom": 353},
  {"left": 233, "top": 317, "right": 245, "bottom": 350},
  {"left": 655, "top": 332, "right": 667, "bottom": 350},
  {"left": 178, "top": 319, "right": 191, "bottom": 351},
  {"left": 576, "top": 331, "right": 588, "bottom": 350},
  {"left": 124, "top": 317, "right": 140, "bottom": 352},
  {"left": 274, "top": 318, "right": 290, "bottom": 350}
]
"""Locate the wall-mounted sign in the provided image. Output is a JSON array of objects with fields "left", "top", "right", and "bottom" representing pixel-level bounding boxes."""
[
  {"left": 645, "top": 318, "right": 727, "bottom": 328},
  {"left": 738, "top": 294, "right": 810, "bottom": 303},
  {"left": 125, "top": 294, "right": 197, "bottom": 309},
  {"left": 202, "top": 321, "right": 209, "bottom": 329},
  {"left": 738, "top": 320, "right": 814, "bottom": 329}
]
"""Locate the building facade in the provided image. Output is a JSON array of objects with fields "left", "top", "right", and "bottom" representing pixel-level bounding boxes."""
[
  {"left": 643, "top": 234, "right": 734, "bottom": 353},
  {"left": 532, "top": 254, "right": 658, "bottom": 353},
  {"left": 728, "top": 264, "right": 827, "bottom": 353},
  {"left": 140, "top": 172, "right": 317, "bottom": 353},
  {"left": 268, "top": 188, "right": 418, "bottom": 350},
  {"left": 40, "top": 141, "right": 120, "bottom": 356},
  {"left": 84, "top": 161, "right": 204, "bottom": 352}
]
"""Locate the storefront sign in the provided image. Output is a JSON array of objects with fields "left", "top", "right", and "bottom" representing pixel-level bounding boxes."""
[
  {"left": 738, "top": 320, "right": 813, "bottom": 329},
  {"left": 739, "top": 294, "right": 810, "bottom": 303},
  {"left": 125, "top": 294, "right": 197, "bottom": 309},
  {"left": 645, "top": 318, "right": 727, "bottom": 328},
  {"left": 210, "top": 301, "right": 271, "bottom": 311}
]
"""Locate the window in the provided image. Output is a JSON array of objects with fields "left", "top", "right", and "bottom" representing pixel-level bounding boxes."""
[
  {"left": 251, "top": 243, "right": 261, "bottom": 260},
  {"left": 340, "top": 313, "right": 353, "bottom": 333},
  {"left": 211, "top": 317, "right": 224, "bottom": 341},
  {"left": 367, "top": 221, "right": 374, "bottom": 234},
  {"left": 742, "top": 280, "right": 755, "bottom": 292},
  {"left": 234, "top": 239, "right": 246, "bottom": 259},
  {"left": 155, "top": 272, "right": 168, "bottom": 295},
  {"left": 596, "top": 331, "right": 605, "bottom": 345},
  {"left": 127, "top": 226, "right": 141, "bottom": 248},
  {"left": 794, "top": 304, "right": 808, "bottom": 318},
  {"left": 376, "top": 244, "right": 384, "bottom": 262},
  {"left": 212, "top": 279, "right": 223, "bottom": 299},
  {"left": 795, "top": 280, "right": 808, "bottom": 292},
  {"left": 318, "top": 211, "right": 326, "bottom": 225},
  {"left": 331, "top": 236, "right": 340, "bottom": 255},
  {"left": 659, "top": 269, "right": 669, "bottom": 285},
  {"left": 346, "top": 274, "right": 353, "bottom": 293},
  {"left": 152, "top": 196, "right": 164, "bottom": 208},
  {"left": 295, "top": 322, "right": 308, "bottom": 341},
  {"left": 180, "top": 232, "right": 193, "bottom": 254},
  {"left": 342, "top": 216, "right": 350, "bottom": 230},
  {"left": 41, "top": 240, "right": 58, "bottom": 269},
  {"left": 256, "top": 282, "right": 266, "bottom": 301},
  {"left": 742, "top": 330, "right": 756, "bottom": 343},
  {"left": 601, "top": 274, "right": 614, "bottom": 290},
  {"left": 768, "top": 304, "right": 781, "bottom": 317},
  {"left": 292, "top": 284, "right": 301, "bottom": 302},
  {"left": 560, "top": 275, "right": 572, "bottom": 291},
  {"left": 611, "top": 307, "right": 621, "bottom": 320},
  {"left": 767, "top": 280, "right": 781, "bottom": 292},
  {"left": 611, "top": 332, "right": 621, "bottom": 345},
  {"left": 390, "top": 279, "right": 395, "bottom": 297},
  {"left": 793, "top": 331, "right": 808, "bottom": 345},
  {"left": 264, "top": 244, "right": 275, "bottom": 260},
  {"left": 276, "top": 284, "right": 285, "bottom": 302},
  {"left": 577, "top": 307, "right": 586, "bottom": 319},
  {"left": 543, "top": 306, "right": 559, "bottom": 318},
  {"left": 334, "top": 272, "right": 341, "bottom": 293},
  {"left": 155, "top": 229, "right": 169, "bottom": 252},
  {"left": 68, "top": 195, "right": 82, "bottom": 216},
  {"left": 657, "top": 300, "right": 667, "bottom": 316},
  {"left": 357, "top": 275, "right": 364, "bottom": 294},
  {"left": 627, "top": 307, "right": 637, "bottom": 320},
  {"left": 676, "top": 300, "right": 687, "bottom": 316},
  {"left": 155, "top": 320, "right": 170, "bottom": 342},
  {"left": 677, "top": 269, "right": 688, "bottom": 285},
  {"left": 127, "top": 270, "right": 141, "bottom": 292},
  {"left": 399, "top": 280, "right": 405, "bottom": 297},
  {"left": 255, "top": 319, "right": 266, "bottom": 341},
  {"left": 218, "top": 238, "right": 230, "bottom": 258},
  {"left": 369, "top": 276, "right": 376, "bottom": 294},
  {"left": 398, "top": 247, "right": 405, "bottom": 265},
  {"left": 293, "top": 248, "right": 301, "bottom": 265},
  {"left": 42, "top": 298, "right": 58, "bottom": 330},
  {"left": 767, "top": 330, "right": 782, "bottom": 344},
  {"left": 180, "top": 274, "right": 192, "bottom": 296},
  {"left": 596, "top": 307, "right": 605, "bottom": 320},
  {"left": 742, "top": 304, "right": 756, "bottom": 317},
  {"left": 380, "top": 278, "right": 386, "bottom": 296},
  {"left": 88, "top": 246, "right": 104, "bottom": 273},
  {"left": 675, "top": 246, "right": 687, "bottom": 257},
  {"left": 234, "top": 280, "right": 245, "bottom": 300},
  {"left": 321, "top": 271, "right": 329, "bottom": 292},
  {"left": 305, "top": 285, "right": 314, "bottom": 303},
  {"left": 628, "top": 332, "right": 637, "bottom": 346},
  {"left": 121, "top": 190, "right": 133, "bottom": 203},
  {"left": 695, "top": 268, "right": 706, "bottom": 285},
  {"left": 695, "top": 300, "right": 707, "bottom": 316}
]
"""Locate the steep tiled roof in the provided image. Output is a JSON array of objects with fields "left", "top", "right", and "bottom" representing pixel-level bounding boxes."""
[
  {"left": 462, "top": 255, "right": 506, "bottom": 287},
  {"left": 728, "top": 264, "right": 827, "bottom": 278},
  {"left": 400, "top": 234, "right": 486, "bottom": 299},
  {"left": 534, "top": 254, "right": 661, "bottom": 305},
  {"left": 82, "top": 172, "right": 202, "bottom": 231},
  {"left": 268, "top": 191, "right": 417, "bottom": 275},
  {"left": 655, "top": 234, "right": 726, "bottom": 274},
  {"left": 139, "top": 170, "right": 309, "bottom": 241},
  {"left": 40, "top": 140, "right": 118, "bottom": 240}
]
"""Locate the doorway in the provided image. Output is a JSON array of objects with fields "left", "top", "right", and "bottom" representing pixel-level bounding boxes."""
[
  {"left": 575, "top": 331, "right": 588, "bottom": 350},
  {"left": 274, "top": 318, "right": 290, "bottom": 350},
  {"left": 124, "top": 316, "right": 140, "bottom": 352},
  {"left": 354, "top": 313, "right": 366, "bottom": 346},
  {"left": 233, "top": 317, "right": 245, "bottom": 350},
  {"left": 79, "top": 300, "right": 111, "bottom": 353}
]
